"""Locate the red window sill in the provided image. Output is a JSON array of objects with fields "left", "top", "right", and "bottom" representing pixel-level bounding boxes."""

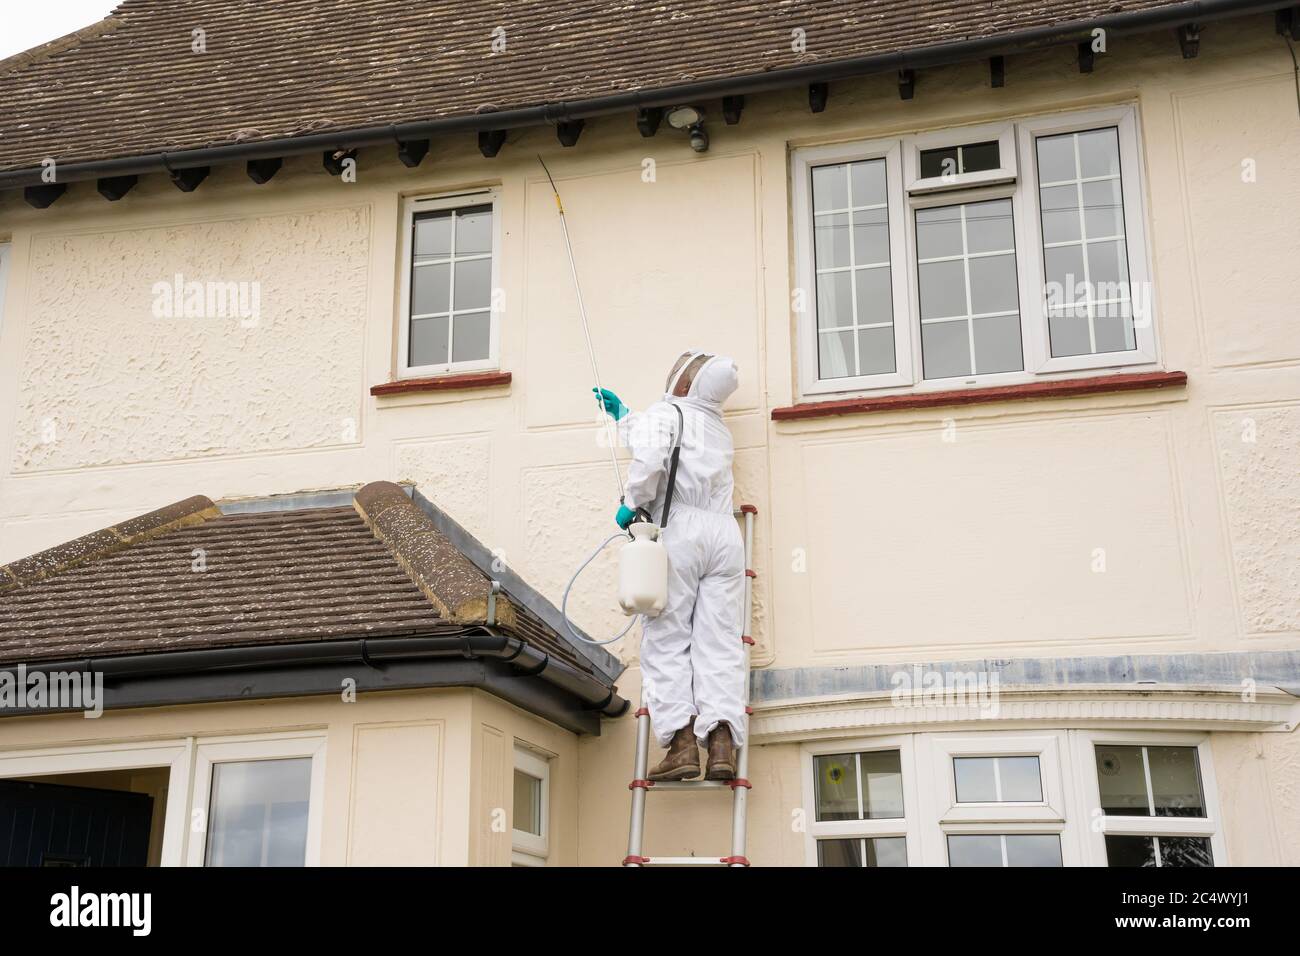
[
  {"left": 370, "top": 370, "right": 512, "bottom": 397},
  {"left": 771, "top": 370, "right": 1187, "bottom": 422}
]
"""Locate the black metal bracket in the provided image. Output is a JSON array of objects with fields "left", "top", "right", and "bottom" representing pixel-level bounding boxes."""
[
  {"left": 478, "top": 129, "right": 506, "bottom": 157},
  {"left": 96, "top": 175, "right": 138, "bottom": 201},
  {"left": 1277, "top": 6, "right": 1300, "bottom": 40},
  {"left": 322, "top": 149, "right": 356, "bottom": 176},
  {"left": 556, "top": 119, "right": 585, "bottom": 147},
  {"left": 169, "top": 166, "right": 208, "bottom": 192},
  {"left": 1177, "top": 23, "right": 1201, "bottom": 58},
  {"left": 898, "top": 69, "right": 915, "bottom": 100},
  {"left": 990, "top": 55, "right": 1006, "bottom": 88},
  {"left": 396, "top": 138, "right": 429, "bottom": 167},
  {"left": 1078, "top": 40, "right": 1096, "bottom": 73},
  {"left": 246, "top": 157, "right": 282, "bottom": 183},
  {"left": 808, "top": 81, "right": 829, "bottom": 112},
  {"left": 636, "top": 107, "right": 663, "bottom": 137},
  {"left": 722, "top": 94, "right": 745, "bottom": 125},
  {"left": 24, "top": 183, "right": 66, "bottom": 208}
]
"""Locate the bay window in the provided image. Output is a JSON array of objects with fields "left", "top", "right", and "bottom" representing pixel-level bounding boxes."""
[{"left": 793, "top": 106, "right": 1156, "bottom": 397}]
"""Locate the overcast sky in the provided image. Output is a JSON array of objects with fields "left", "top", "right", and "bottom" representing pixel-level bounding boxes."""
[{"left": 1, "top": 2, "right": 121, "bottom": 61}]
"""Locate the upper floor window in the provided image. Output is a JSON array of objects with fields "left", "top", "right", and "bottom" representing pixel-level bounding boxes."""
[
  {"left": 512, "top": 745, "right": 550, "bottom": 866},
  {"left": 792, "top": 106, "right": 1155, "bottom": 397},
  {"left": 399, "top": 191, "right": 500, "bottom": 379}
]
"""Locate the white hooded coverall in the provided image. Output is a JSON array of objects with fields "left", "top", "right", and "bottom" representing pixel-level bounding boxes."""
[{"left": 621, "top": 354, "right": 747, "bottom": 749}]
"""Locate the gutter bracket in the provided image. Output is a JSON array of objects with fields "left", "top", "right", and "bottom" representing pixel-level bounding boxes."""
[{"left": 487, "top": 580, "right": 501, "bottom": 626}]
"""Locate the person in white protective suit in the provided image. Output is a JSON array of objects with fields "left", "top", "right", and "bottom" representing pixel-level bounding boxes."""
[{"left": 593, "top": 351, "right": 746, "bottom": 781}]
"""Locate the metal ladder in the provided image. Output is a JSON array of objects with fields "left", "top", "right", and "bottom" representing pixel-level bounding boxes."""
[{"left": 623, "top": 504, "right": 757, "bottom": 867}]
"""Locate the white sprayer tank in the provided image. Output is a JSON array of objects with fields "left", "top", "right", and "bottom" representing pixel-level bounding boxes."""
[{"left": 619, "top": 522, "right": 668, "bottom": 616}]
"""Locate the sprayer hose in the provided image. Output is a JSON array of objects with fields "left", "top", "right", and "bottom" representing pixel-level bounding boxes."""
[{"left": 561, "top": 532, "right": 641, "bottom": 646}]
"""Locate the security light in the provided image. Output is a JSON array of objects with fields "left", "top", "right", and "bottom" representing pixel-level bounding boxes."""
[{"left": 665, "top": 105, "right": 709, "bottom": 152}]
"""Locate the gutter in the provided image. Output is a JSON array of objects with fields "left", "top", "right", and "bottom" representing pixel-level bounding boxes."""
[
  {"left": 5, "top": 626, "right": 629, "bottom": 734},
  {"left": 0, "top": 0, "right": 1280, "bottom": 191}
]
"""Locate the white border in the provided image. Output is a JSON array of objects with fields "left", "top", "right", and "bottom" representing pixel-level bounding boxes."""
[
  {"left": 397, "top": 189, "right": 502, "bottom": 379},
  {"left": 511, "top": 744, "right": 550, "bottom": 864},
  {"left": 186, "top": 731, "right": 327, "bottom": 867}
]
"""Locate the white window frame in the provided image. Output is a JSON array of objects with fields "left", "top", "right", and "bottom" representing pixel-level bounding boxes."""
[
  {"left": 0, "top": 739, "right": 192, "bottom": 867},
  {"left": 185, "top": 731, "right": 327, "bottom": 868},
  {"left": 397, "top": 189, "right": 502, "bottom": 380},
  {"left": 1071, "top": 730, "right": 1226, "bottom": 868},
  {"left": 793, "top": 105, "right": 1159, "bottom": 400},
  {"left": 799, "top": 735, "right": 921, "bottom": 866},
  {"left": 793, "top": 138, "right": 914, "bottom": 395},
  {"left": 915, "top": 731, "right": 1078, "bottom": 866},
  {"left": 1016, "top": 106, "right": 1158, "bottom": 374},
  {"left": 904, "top": 121, "right": 1017, "bottom": 194},
  {"left": 511, "top": 744, "right": 550, "bottom": 866}
]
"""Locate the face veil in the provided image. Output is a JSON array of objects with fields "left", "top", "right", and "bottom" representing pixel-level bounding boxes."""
[{"left": 665, "top": 351, "right": 714, "bottom": 397}]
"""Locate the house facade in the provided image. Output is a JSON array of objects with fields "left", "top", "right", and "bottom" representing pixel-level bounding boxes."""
[{"left": 0, "top": 0, "right": 1297, "bottom": 866}]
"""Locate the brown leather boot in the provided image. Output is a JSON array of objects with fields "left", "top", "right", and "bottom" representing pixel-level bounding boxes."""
[
  {"left": 648, "top": 720, "right": 700, "bottom": 781},
  {"left": 705, "top": 724, "right": 737, "bottom": 781}
]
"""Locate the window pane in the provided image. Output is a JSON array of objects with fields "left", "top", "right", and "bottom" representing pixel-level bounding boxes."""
[
  {"left": 814, "top": 213, "right": 851, "bottom": 269},
  {"left": 414, "top": 212, "right": 453, "bottom": 258},
  {"left": 853, "top": 267, "right": 892, "bottom": 324},
  {"left": 410, "top": 315, "right": 450, "bottom": 367},
  {"left": 1087, "top": 239, "right": 1130, "bottom": 290},
  {"left": 918, "top": 260, "right": 966, "bottom": 320},
  {"left": 411, "top": 262, "right": 450, "bottom": 315},
  {"left": 513, "top": 770, "right": 542, "bottom": 836},
  {"left": 921, "top": 319, "right": 970, "bottom": 379},
  {"left": 961, "top": 141, "right": 1000, "bottom": 173},
  {"left": 452, "top": 311, "right": 491, "bottom": 363},
  {"left": 852, "top": 207, "right": 890, "bottom": 265},
  {"left": 998, "top": 756, "right": 1044, "bottom": 802},
  {"left": 849, "top": 159, "right": 887, "bottom": 206},
  {"left": 813, "top": 753, "right": 860, "bottom": 821},
  {"left": 1105, "top": 834, "right": 1213, "bottom": 868},
  {"left": 1148, "top": 747, "right": 1204, "bottom": 817},
  {"left": 965, "top": 199, "right": 1014, "bottom": 254},
  {"left": 968, "top": 254, "right": 1018, "bottom": 315},
  {"left": 817, "top": 837, "right": 907, "bottom": 867},
  {"left": 455, "top": 205, "right": 493, "bottom": 254},
  {"left": 919, "top": 146, "right": 959, "bottom": 179},
  {"left": 1044, "top": 245, "right": 1086, "bottom": 303},
  {"left": 916, "top": 206, "right": 963, "bottom": 259},
  {"left": 818, "top": 330, "right": 855, "bottom": 379},
  {"left": 813, "top": 751, "right": 903, "bottom": 821},
  {"left": 954, "top": 758, "right": 998, "bottom": 802},
  {"left": 1078, "top": 127, "right": 1121, "bottom": 178},
  {"left": 1094, "top": 301, "right": 1136, "bottom": 353},
  {"left": 812, "top": 164, "right": 848, "bottom": 212},
  {"left": 972, "top": 313, "right": 1024, "bottom": 374},
  {"left": 1158, "top": 836, "right": 1213, "bottom": 867},
  {"left": 947, "top": 834, "right": 1002, "bottom": 867},
  {"left": 205, "top": 758, "right": 312, "bottom": 867},
  {"left": 1005, "top": 834, "right": 1062, "bottom": 867},
  {"left": 1082, "top": 178, "right": 1124, "bottom": 238},
  {"left": 815, "top": 272, "right": 853, "bottom": 329},
  {"left": 453, "top": 258, "right": 492, "bottom": 311},
  {"left": 1036, "top": 133, "right": 1077, "bottom": 183},
  {"left": 857, "top": 325, "right": 896, "bottom": 376},
  {"left": 1039, "top": 184, "right": 1082, "bottom": 244},
  {"left": 1048, "top": 309, "right": 1092, "bottom": 357},
  {"left": 1096, "top": 745, "right": 1150, "bottom": 815}
]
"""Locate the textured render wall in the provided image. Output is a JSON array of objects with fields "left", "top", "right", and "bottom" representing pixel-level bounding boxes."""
[{"left": 0, "top": 16, "right": 1297, "bottom": 866}]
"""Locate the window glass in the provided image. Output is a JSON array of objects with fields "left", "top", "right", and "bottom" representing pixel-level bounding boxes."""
[
  {"left": 1036, "top": 127, "right": 1135, "bottom": 359},
  {"left": 205, "top": 758, "right": 312, "bottom": 867},
  {"left": 947, "top": 833, "right": 1062, "bottom": 867},
  {"left": 1104, "top": 835, "right": 1213, "bottom": 868},
  {"left": 810, "top": 158, "right": 895, "bottom": 379},
  {"left": 813, "top": 750, "right": 903, "bottom": 821},
  {"left": 1096, "top": 745, "right": 1204, "bottom": 817},
  {"left": 408, "top": 203, "right": 493, "bottom": 368},
  {"left": 817, "top": 837, "right": 907, "bottom": 867},
  {"left": 919, "top": 141, "right": 999, "bottom": 178},
  {"left": 954, "top": 756, "right": 1042, "bottom": 803},
  {"left": 513, "top": 769, "right": 543, "bottom": 836},
  {"left": 916, "top": 198, "right": 1023, "bottom": 379}
]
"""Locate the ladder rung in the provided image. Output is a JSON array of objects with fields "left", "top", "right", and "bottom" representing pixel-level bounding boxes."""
[
  {"left": 643, "top": 779, "right": 733, "bottom": 791},
  {"left": 631, "top": 856, "right": 736, "bottom": 866}
]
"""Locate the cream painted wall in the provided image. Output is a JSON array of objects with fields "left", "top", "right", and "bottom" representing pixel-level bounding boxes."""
[{"left": 0, "top": 15, "right": 1296, "bottom": 866}]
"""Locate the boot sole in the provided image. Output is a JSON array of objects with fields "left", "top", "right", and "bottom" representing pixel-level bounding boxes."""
[
  {"left": 704, "top": 765, "right": 736, "bottom": 781},
  {"left": 648, "top": 766, "right": 701, "bottom": 782}
]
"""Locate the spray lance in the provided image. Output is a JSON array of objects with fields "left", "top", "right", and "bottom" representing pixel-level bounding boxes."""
[{"left": 539, "top": 156, "right": 671, "bottom": 644}]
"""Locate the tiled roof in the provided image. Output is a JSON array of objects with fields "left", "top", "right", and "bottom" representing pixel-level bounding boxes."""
[
  {"left": 0, "top": 484, "right": 596, "bottom": 676},
  {"left": 0, "top": 0, "right": 1196, "bottom": 174}
]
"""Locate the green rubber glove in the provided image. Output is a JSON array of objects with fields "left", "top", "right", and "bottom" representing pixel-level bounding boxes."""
[
  {"left": 615, "top": 504, "right": 636, "bottom": 530},
  {"left": 593, "top": 387, "right": 629, "bottom": 421}
]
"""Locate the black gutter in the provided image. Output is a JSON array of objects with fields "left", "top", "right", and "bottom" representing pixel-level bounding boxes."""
[
  {"left": 2, "top": 627, "right": 629, "bottom": 735},
  {"left": 0, "top": 0, "right": 1279, "bottom": 191}
]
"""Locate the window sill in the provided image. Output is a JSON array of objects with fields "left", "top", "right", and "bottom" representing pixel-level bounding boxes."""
[
  {"left": 370, "top": 370, "right": 512, "bottom": 397},
  {"left": 772, "top": 370, "right": 1187, "bottom": 422}
]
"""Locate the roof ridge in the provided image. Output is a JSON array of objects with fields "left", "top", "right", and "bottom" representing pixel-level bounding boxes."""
[{"left": 0, "top": 495, "right": 220, "bottom": 593}]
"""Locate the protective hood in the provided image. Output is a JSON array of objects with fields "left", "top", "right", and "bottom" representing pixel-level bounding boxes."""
[{"left": 663, "top": 350, "right": 738, "bottom": 414}]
